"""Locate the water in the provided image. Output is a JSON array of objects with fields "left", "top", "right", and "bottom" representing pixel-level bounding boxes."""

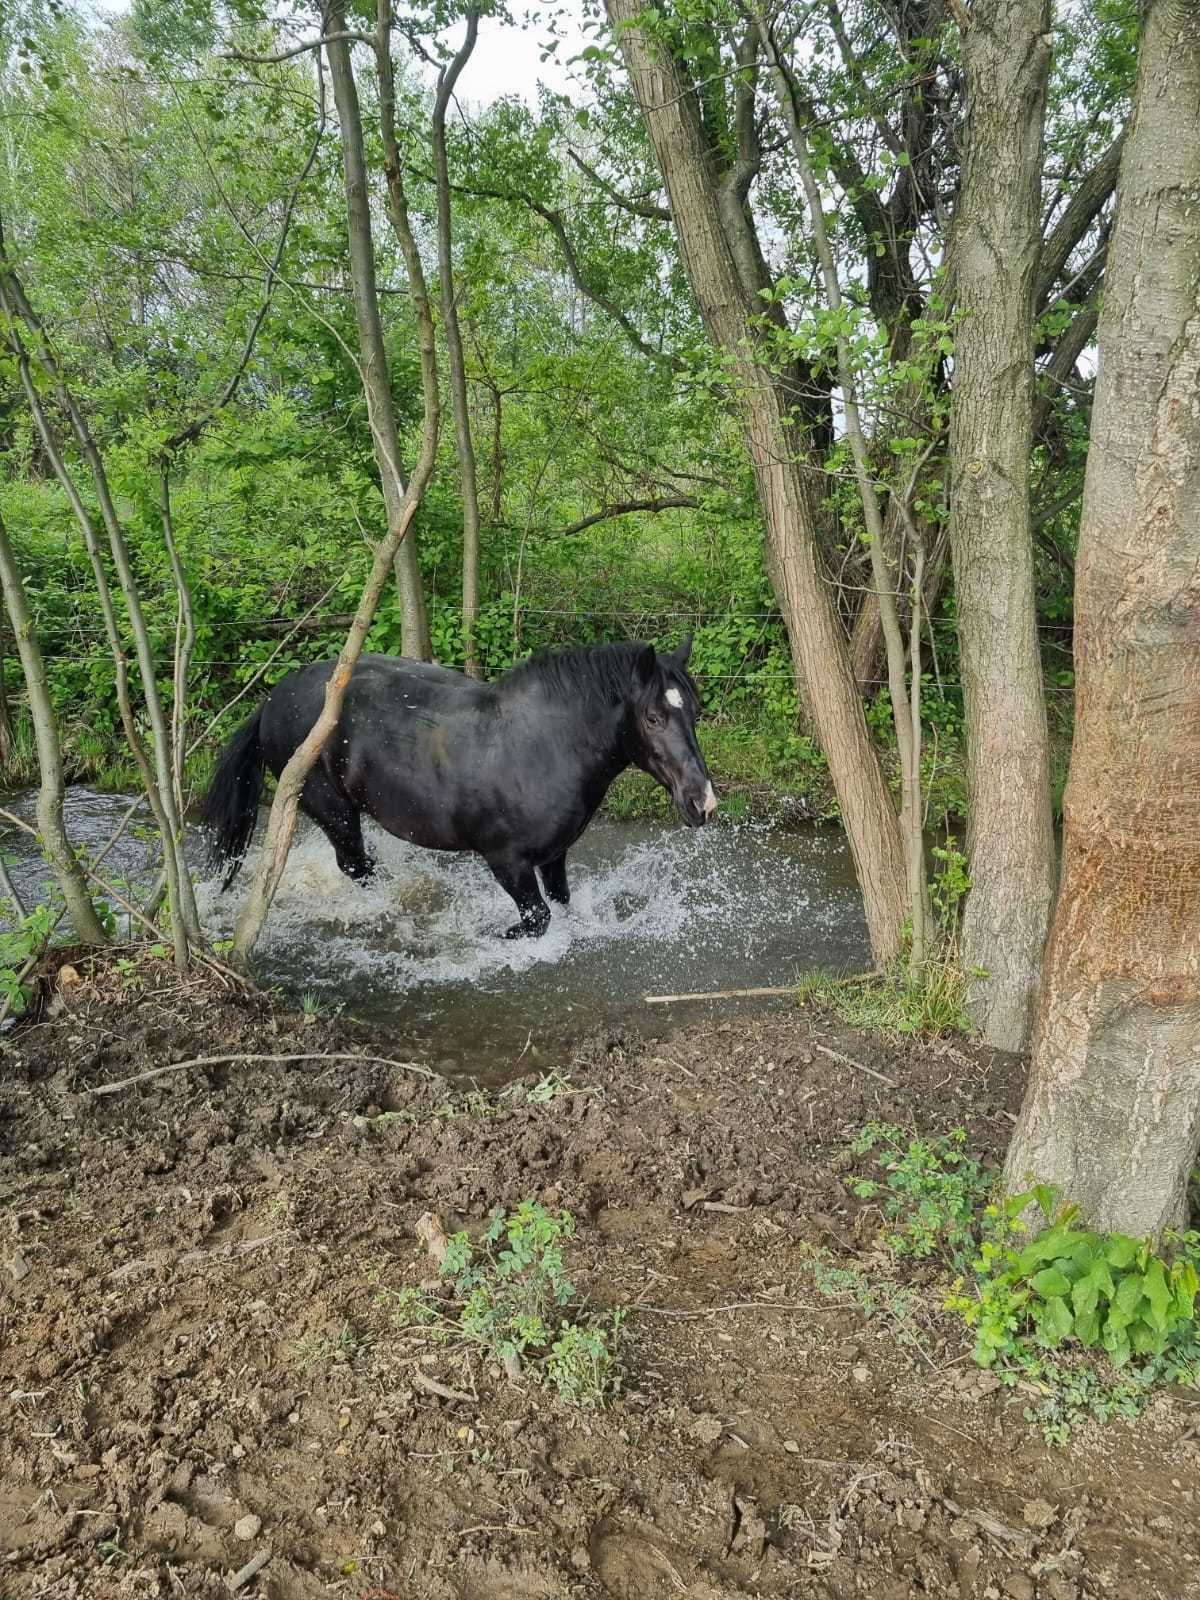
[{"left": 2, "top": 787, "right": 870, "bottom": 1080}]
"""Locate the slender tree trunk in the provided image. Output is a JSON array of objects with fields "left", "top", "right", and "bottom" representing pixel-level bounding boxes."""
[
  {"left": 1003, "top": 0, "right": 1200, "bottom": 1240},
  {"left": 946, "top": 0, "right": 1057, "bottom": 1049},
  {"left": 325, "top": 0, "right": 430, "bottom": 662},
  {"left": 0, "top": 616, "right": 12, "bottom": 772},
  {"left": 3, "top": 301, "right": 193, "bottom": 968},
  {"left": 757, "top": 12, "right": 928, "bottom": 955},
  {"left": 0, "top": 511, "right": 107, "bottom": 943},
  {"left": 606, "top": 0, "right": 907, "bottom": 962},
  {"left": 160, "top": 469, "right": 195, "bottom": 815},
  {"left": 432, "top": 9, "right": 483, "bottom": 677},
  {"left": 231, "top": 21, "right": 441, "bottom": 964}
]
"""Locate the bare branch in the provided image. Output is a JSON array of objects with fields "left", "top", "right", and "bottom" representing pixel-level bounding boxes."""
[
  {"left": 566, "top": 148, "right": 672, "bottom": 220},
  {"left": 221, "top": 30, "right": 372, "bottom": 66},
  {"left": 554, "top": 494, "right": 699, "bottom": 537},
  {"left": 1036, "top": 133, "right": 1122, "bottom": 309}
]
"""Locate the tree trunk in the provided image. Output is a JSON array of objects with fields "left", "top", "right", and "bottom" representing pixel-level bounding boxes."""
[
  {"left": 231, "top": 17, "right": 441, "bottom": 964},
  {"left": 946, "top": 0, "right": 1057, "bottom": 1049},
  {"left": 329, "top": 1, "right": 430, "bottom": 662},
  {"left": 606, "top": 0, "right": 907, "bottom": 963},
  {"left": 1003, "top": 0, "right": 1200, "bottom": 1239},
  {"left": 0, "top": 510, "right": 107, "bottom": 943},
  {"left": 432, "top": 10, "right": 483, "bottom": 677}
]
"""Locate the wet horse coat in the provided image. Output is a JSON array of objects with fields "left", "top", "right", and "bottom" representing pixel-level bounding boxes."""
[{"left": 202, "top": 640, "right": 715, "bottom": 937}]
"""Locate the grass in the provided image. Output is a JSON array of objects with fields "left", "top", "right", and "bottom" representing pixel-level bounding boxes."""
[{"left": 797, "top": 956, "right": 971, "bottom": 1038}]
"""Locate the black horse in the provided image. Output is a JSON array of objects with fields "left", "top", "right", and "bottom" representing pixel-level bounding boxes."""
[{"left": 202, "top": 639, "right": 715, "bottom": 938}]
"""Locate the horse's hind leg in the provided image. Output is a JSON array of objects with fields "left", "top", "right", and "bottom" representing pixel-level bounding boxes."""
[
  {"left": 300, "top": 768, "right": 374, "bottom": 882},
  {"left": 485, "top": 854, "right": 551, "bottom": 939},
  {"left": 539, "top": 854, "right": 570, "bottom": 907}
]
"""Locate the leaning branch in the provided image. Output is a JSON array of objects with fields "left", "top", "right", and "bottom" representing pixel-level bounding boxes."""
[{"left": 554, "top": 495, "right": 698, "bottom": 537}]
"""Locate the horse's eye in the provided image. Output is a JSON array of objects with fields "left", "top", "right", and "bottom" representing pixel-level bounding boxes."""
[{"left": 645, "top": 712, "right": 663, "bottom": 729}]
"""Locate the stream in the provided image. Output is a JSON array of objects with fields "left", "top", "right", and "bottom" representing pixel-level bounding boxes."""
[{"left": 2, "top": 787, "right": 871, "bottom": 1080}]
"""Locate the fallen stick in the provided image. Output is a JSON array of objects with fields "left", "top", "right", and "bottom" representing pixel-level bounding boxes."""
[
  {"left": 644, "top": 972, "right": 879, "bottom": 1005},
  {"left": 633, "top": 1300, "right": 822, "bottom": 1319},
  {"left": 813, "top": 1042, "right": 897, "bottom": 1088},
  {"left": 645, "top": 984, "right": 796, "bottom": 1004},
  {"left": 412, "top": 1368, "right": 475, "bottom": 1404},
  {"left": 88, "top": 1052, "right": 434, "bottom": 1097},
  {"left": 229, "top": 1548, "right": 272, "bottom": 1592}
]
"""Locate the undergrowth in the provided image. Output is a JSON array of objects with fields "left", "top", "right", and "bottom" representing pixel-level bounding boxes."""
[
  {"left": 845, "top": 1123, "right": 1200, "bottom": 1442},
  {"left": 797, "top": 957, "right": 970, "bottom": 1038},
  {"left": 381, "top": 1201, "right": 623, "bottom": 1408}
]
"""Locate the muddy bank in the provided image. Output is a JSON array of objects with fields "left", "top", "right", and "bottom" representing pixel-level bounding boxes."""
[{"left": 1, "top": 959, "right": 1197, "bottom": 1599}]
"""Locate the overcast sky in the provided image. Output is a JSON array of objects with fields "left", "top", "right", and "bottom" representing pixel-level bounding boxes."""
[{"left": 84, "top": 0, "right": 588, "bottom": 107}]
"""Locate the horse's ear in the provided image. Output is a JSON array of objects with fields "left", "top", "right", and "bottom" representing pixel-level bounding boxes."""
[
  {"left": 669, "top": 634, "right": 694, "bottom": 669},
  {"left": 632, "top": 644, "right": 658, "bottom": 688}
]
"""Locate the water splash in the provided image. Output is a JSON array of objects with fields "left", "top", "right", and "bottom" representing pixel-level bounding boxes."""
[{"left": 4, "top": 789, "right": 870, "bottom": 1076}]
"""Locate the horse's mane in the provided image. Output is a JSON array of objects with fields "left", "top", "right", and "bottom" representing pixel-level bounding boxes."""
[{"left": 499, "top": 641, "right": 694, "bottom": 707}]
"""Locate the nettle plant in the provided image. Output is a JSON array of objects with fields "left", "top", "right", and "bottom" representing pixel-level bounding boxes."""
[
  {"left": 950, "top": 1185, "right": 1200, "bottom": 1371},
  {"left": 392, "top": 1201, "right": 623, "bottom": 1407}
]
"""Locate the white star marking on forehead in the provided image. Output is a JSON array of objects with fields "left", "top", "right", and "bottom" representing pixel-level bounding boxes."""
[{"left": 665, "top": 687, "right": 684, "bottom": 709}]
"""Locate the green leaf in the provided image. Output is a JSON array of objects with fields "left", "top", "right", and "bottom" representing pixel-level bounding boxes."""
[
  {"left": 1034, "top": 1295, "right": 1074, "bottom": 1344},
  {"left": 1031, "top": 1266, "right": 1072, "bottom": 1299},
  {"left": 1142, "top": 1260, "right": 1172, "bottom": 1331},
  {"left": 1106, "top": 1235, "right": 1140, "bottom": 1269},
  {"left": 1114, "top": 1274, "right": 1145, "bottom": 1316}
]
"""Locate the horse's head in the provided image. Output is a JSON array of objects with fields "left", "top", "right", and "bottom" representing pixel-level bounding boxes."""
[{"left": 628, "top": 637, "right": 717, "bottom": 828}]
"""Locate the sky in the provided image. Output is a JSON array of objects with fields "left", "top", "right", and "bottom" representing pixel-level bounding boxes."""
[{"left": 84, "top": 0, "right": 589, "bottom": 108}]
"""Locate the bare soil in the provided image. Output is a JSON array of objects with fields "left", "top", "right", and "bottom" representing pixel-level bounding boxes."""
[{"left": 1, "top": 954, "right": 1198, "bottom": 1600}]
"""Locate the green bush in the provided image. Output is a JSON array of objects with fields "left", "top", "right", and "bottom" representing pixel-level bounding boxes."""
[{"left": 950, "top": 1185, "right": 1200, "bottom": 1370}]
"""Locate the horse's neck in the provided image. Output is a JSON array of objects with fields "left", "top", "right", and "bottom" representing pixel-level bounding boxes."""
[{"left": 510, "top": 686, "right": 631, "bottom": 783}]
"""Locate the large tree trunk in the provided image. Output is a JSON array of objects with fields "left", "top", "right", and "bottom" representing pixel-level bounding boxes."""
[
  {"left": 606, "top": 0, "right": 907, "bottom": 963},
  {"left": 1003, "top": 0, "right": 1200, "bottom": 1239},
  {"left": 946, "top": 0, "right": 1057, "bottom": 1050}
]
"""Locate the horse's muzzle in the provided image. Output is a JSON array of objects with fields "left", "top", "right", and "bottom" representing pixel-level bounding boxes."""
[{"left": 678, "top": 780, "right": 718, "bottom": 828}]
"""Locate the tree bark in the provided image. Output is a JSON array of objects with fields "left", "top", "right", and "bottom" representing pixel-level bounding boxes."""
[
  {"left": 946, "top": 0, "right": 1057, "bottom": 1049},
  {"left": 1, "top": 281, "right": 195, "bottom": 968},
  {"left": 231, "top": 18, "right": 441, "bottom": 964},
  {"left": 330, "top": 0, "right": 430, "bottom": 662},
  {"left": 1003, "top": 0, "right": 1200, "bottom": 1239},
  {"left": 0, "top": 511, "right": 108, "bottom": 943},
  {"left": 432, "top": 9, "right": 483, "bottom": 677},
  {"left": 606, "top": 0, "right": 907, "bottom": 963}
]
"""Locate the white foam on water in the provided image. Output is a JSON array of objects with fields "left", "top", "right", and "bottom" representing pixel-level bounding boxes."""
[{"left": 193, "top": 814, "right": 850, "bottom": 1003}]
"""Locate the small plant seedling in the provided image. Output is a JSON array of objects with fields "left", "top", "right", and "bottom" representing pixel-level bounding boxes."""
[
  {"left": 848, "top": 1123, "right": 993, "bottom": 1272},
  {"left": 386, "top": 1201, "right": 623, "bottom": 1406},
  {"left": 294, "top": 1323, "right": 375, "bottom": 1370}
]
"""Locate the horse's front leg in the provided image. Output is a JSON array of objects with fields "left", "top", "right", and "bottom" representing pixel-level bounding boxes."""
[
  {"left": 486, "top": 855, "right": 552, "bottom": 939},
  {"left": 539, "top": 854, "right": 570, "bottom": 907}
]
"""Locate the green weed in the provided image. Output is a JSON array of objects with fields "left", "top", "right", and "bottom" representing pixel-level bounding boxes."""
[
  {"left": 388, "top": 1201, "right": 623, "bottom": 1407},
  {"left": 948, "top": 1185, "right": 1200, "bottom": 1372},
  {"left": 848, "top": 1123, "right": 993, "bottom": 1271},
  {"left": 294, "top": 1323, "right": 375, "bottom": 1370}
]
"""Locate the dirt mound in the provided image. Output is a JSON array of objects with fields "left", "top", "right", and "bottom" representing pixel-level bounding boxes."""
[{"left": 1, "top": 960, "right": 1196, "bottom": 1597}]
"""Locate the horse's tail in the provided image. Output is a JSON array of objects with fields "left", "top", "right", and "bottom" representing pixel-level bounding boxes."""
[{"left": 201, "top": 706, "right": 265, "bottom": 889}]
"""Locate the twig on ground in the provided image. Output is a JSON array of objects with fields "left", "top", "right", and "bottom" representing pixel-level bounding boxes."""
[
  {"left": 633, "top": 1300, "right": 822, "bottom": 1318},
  {"left": 813, "top": 1042, "right": 897, "bottom": 1088},
  {"left": 229, "top": 1548, "right": 272, "bottom": 1591},
  {"left": 412, "top": 1368, "right": 475, "bottom": 1404},
  {"left": 644, "top": 984, "right": 796, "bottom": 1004},
  {"left": 88, "top": 1052, "right": 433, "bottom": 1096}
]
